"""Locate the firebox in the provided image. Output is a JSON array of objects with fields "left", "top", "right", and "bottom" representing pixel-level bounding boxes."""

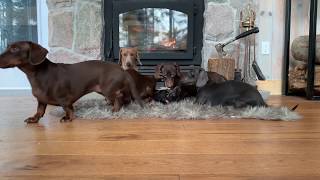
[{"left": 104, "top": 0, "right": 204, "bottom": 73}]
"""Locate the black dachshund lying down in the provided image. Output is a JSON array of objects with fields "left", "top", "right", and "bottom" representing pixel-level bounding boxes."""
[
  {"left": 153, "top": 65, "right": 297, "bottom": 110},
  {"left": 196, "top": 80, "right": 266, "bottom": 108},
  {"left": 196, "top": 80, "right": 299, "bottom": 110},
  {"left": 155, "top": 80, "right": 268, "bottom": 108}
]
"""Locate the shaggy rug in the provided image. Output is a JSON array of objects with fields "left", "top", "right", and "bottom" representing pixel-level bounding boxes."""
[{"left": 50, "top": 97, "right": 301, "bottom": 121}]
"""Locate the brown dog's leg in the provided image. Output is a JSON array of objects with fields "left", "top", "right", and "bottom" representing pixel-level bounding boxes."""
[
  {"left": 25, "top": 102, "right": 47, "bottom": 123},
  {"left": 111, "top": 90, "right": 124, "bottom": 112},
  {"left": 60, "top": 105, "right": 75, "bottom": 122},
  {"left": 112, "top": 98, "right": 121, "bottom": 112}
]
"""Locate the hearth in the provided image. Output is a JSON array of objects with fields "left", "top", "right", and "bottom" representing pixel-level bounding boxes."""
[{"left": 104, "top": 0, "right": 204, "bottom": 73}]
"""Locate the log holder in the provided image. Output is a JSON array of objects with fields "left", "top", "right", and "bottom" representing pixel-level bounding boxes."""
[{"left": 283, "top": 0, "right": 320, "bottom": 100}]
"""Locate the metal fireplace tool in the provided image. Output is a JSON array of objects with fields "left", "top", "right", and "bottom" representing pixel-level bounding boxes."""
[{"left": 215, "top": 3, "right": 266, "bottom": 82}]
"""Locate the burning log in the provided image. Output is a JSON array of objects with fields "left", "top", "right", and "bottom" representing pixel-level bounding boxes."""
[{"left": 160, "top": 38, "right": 176, "bottom": 48}]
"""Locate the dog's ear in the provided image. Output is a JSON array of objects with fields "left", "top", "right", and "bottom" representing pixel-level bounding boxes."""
[
  {"left": 196, "top": 70, "right": 209, "bottom": 88},
  {"left": 135, "top": 47, "right": 142, "bottom": 65},
  {"left": 118, "top": 48, "right": 123, "bottom": 66},
  {"left": 174, "top": 63, "right": 182, "bottom": 77},
  {"left": 154, "top": 64, "right": 164, "bottom": 79},
  {"left": 28, "top": 42, "right": 48, "bottom": 65}
]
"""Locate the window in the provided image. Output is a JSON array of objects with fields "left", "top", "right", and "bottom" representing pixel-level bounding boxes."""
[{"left": 0, "top": 0, "right": 37, "bottom": 52}]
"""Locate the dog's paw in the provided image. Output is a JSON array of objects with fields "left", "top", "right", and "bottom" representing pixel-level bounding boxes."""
[
  {"left": 24, "top": 117, "right": 39, "bottom": 124},
  {"left": 60, "top": 116, "right": 73, "bottom": 123}
]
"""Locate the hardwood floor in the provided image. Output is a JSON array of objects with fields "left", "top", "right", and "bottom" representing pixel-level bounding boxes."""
[{"left": 0, "top": 95, "right": 319, "bottom": 180}]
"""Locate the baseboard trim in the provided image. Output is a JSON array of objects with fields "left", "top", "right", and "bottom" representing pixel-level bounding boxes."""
[
  {"left": 256, "top": 80, "right": 282, "bottom": 95},
  {"left": 0, "top": 89, "right": 32, "bottom": 96}
]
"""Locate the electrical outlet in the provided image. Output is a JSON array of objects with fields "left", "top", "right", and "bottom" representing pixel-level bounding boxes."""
[{"left": 261, "top": 41, "right": 270, "bottom": 55}]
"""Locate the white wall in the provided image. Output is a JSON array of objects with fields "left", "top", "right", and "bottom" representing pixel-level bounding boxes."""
[
  {"left": 0, "top": 0, "right": 48, "bottom": 91},
  {"left": 0, "top": 69, "right": 31, "bottom": 90}
]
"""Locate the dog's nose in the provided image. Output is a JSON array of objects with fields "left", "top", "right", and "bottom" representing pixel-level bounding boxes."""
[
  {"left": 126, "top": 62, "right": 131, "bottom": 67},
  {"left": 165, "top": 81, "right": 174, "bottom": 89}
]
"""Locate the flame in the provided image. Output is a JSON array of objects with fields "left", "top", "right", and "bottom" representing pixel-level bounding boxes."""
[{"left": 160, "top": 38, "right": 176, "bottom": 48}]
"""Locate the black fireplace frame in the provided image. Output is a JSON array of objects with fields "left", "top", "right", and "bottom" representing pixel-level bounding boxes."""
[
  {"left": 283, "top": 0, "right": 320, "bottom": 100},
  {"left": 104, "top": 0, "right": 204, "bottom": 67}
]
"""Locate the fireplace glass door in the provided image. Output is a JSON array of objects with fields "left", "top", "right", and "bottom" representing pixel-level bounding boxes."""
[
  {"left": 119, "top": 8, "right": 188, "bottom": 53},
  {"left": 106, "top": 0, "right": 204, "bottom": 67}
]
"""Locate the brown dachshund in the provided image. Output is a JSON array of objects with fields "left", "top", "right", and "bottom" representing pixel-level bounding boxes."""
[
  {"left": 126, "top": 69, "right": 156, "bottom": 102},
  {"left": 0, "top": 41, "right": 143, "bottom": 123},
  {"left": 118, "top": 50, "right": 155, "bottom": 102},
  {"left": 154, "top": 63, "right": 181, "bottom": 89},
  {"left": 118, "top": 47, "right": 142, "bottom": 70},
  {"left": 153, "top": 63, "right": 197, "bottom": 103}
]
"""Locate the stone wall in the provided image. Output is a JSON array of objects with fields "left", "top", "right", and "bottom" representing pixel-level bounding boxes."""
[
  {"left": 46, "top": 0, "right": 257, "bottom": 67},
  {"left": 47, "top": 0, "right": 103, "bottom": 63},
  {"left": 202, "top": 0, "right": 257, "bottom": 69}
]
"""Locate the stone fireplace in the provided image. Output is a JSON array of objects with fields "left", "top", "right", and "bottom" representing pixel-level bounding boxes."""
[
  {"left": 47, "top": 0, "right": 103, "bottom": 63},
  {"left": 47, "top": 0, "right": 257, "bottom": 71}
]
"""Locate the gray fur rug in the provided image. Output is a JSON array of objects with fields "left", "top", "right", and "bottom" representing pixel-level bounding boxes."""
[{"left": 50, "top": 97, "right": 301, "bottom": 121}]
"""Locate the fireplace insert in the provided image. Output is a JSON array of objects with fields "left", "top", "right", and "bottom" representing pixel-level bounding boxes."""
[{"left": 104, "top": 0, "right": 204, "bottom": 73}]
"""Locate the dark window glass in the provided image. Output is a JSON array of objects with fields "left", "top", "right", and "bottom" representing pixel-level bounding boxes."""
[{"left": 0, "top": 0, "right": 37, "bottom": 52}]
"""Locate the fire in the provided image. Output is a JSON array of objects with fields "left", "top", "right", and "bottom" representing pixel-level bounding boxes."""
[{"left": 160, "top": 38, "right": 176, "bottom": 48}]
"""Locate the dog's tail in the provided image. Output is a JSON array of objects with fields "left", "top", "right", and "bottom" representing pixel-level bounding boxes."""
[
  {"left": 290, "top": 104, "right": 299, "bottom": 111},
  {"left": 257, "top": 88, "right": 300, "bottom": 111},
  {"left": 125, "top": 72, "right": 144, "bottom": 108},
  {"left": 264, "top": 103, "right": 299, "bottom": 111}
]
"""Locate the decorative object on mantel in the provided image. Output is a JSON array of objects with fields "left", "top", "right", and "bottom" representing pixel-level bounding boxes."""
[{"left": 50, "top": 97, "right": 301, "bottom": 121}]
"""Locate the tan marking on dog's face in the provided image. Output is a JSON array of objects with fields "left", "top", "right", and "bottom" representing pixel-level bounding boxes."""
[{"left": 120, "top": 47, "right": 139, "bottom": 70}]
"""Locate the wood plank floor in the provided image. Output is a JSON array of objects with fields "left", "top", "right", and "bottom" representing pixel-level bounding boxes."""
[{"left": 0, "top": 95, "right": 320, "bottom": 180}]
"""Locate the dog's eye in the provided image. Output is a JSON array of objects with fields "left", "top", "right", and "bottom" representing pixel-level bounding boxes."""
[
  {"left": 10, "top": 47, "right": 20, "bottom": 53},
  {"left": 130, "top": 53, "right": 134, "bottom": 56},
  {"left": 123, "top": 53, "right": 127, "bottom": 56}
]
